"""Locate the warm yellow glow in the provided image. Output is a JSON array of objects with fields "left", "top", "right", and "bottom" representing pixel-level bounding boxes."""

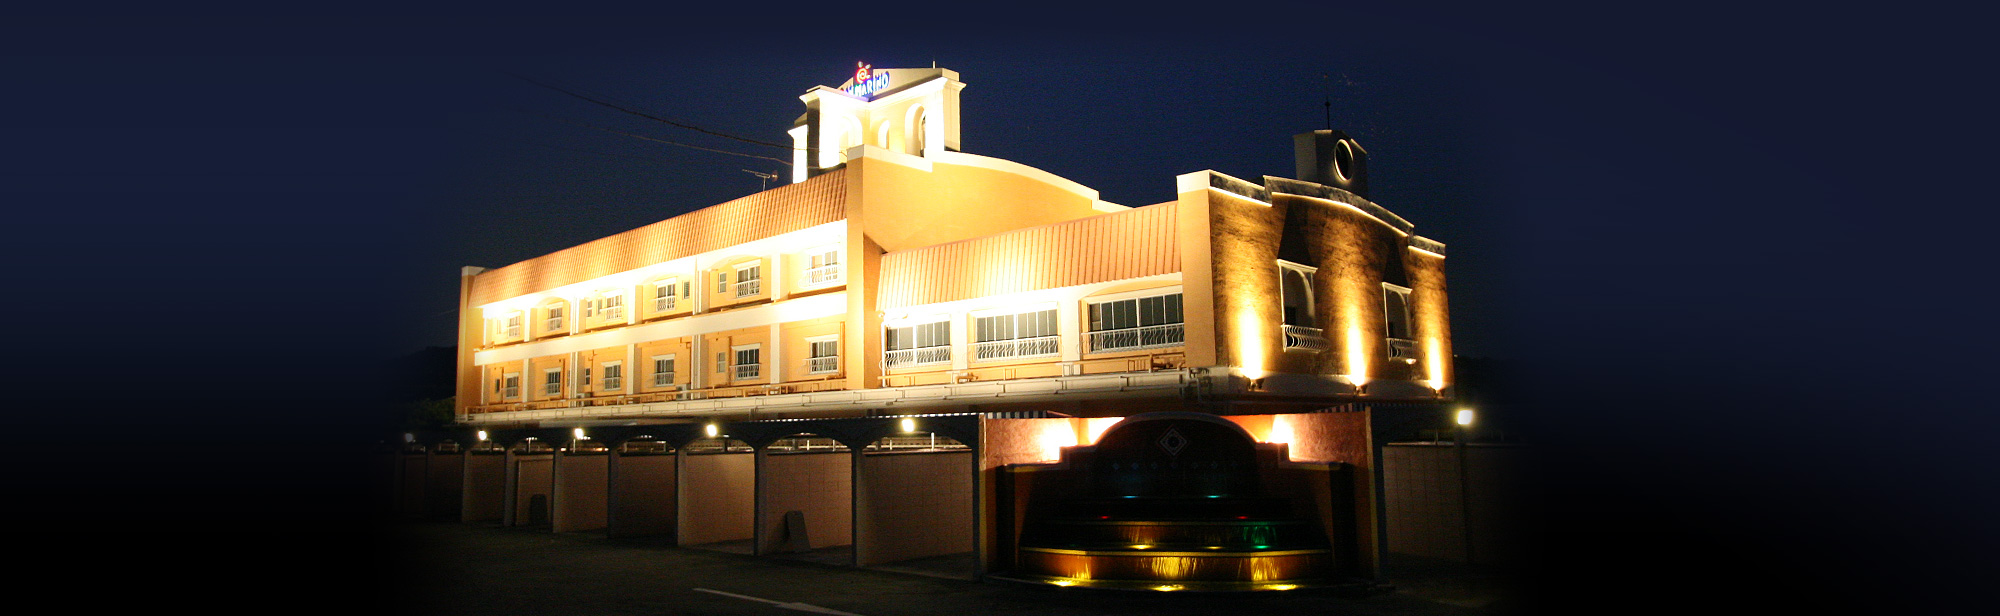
[
  {"left": 1037, "top": 422, "right": 1079, "bottom": 462},
  {"left": 1129, "top": 544, "right": 1153, "bottom": 550},
  {"left": 572, "top": 428, "right": 586, "bottom": 440},
  {"left": 1266, "top": 415, "right": 1295, "bottom": 447},
  {"left": 1344, "top": 325, "right": 1369, "bottom": 388},
  {"left": 1153, "top": 584, "right": 1184, "bottom": 592},
  {"left": 705, "top": 424, "right": 719, "bottom": 438},
  {"left": 1456, "top": 409, "right": 1475, "bottom": 426},
  {"left": 1425, "top": 336, "right": 1446, "bottom": 391},
  {"left": 1049, "top": 579, "right": 1077, "bottom": 587},
  {"left": 900, "top": 417, "right": 917, "bottom": 433},
  {"left": 1084, "top": 417, "right": 1120, "bottom": 445},
  {"left": 1236, "top": 309, "right": 1266, "bottom": 380},
  {"left": 476, "top": 430, "right": 488, "bottom": 441},
  {"left": 1265, "top": 584, "right": 1299, "bottom": 591}
]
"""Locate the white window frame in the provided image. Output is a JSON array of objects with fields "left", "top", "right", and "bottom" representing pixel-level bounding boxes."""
[
  {"left": 801, "top": 245, "right": 841, "bottom": 286},
  {"left": 598, "top": 290, "right": 626, "bottom": 322},
  {"left": 602, "top": 361, "right": 623, "bottom": 391},
  {"left": 971, "top": 303, "right": 1060, "bottom": 362},
  {"left": 651, "top": 354, "right": 677, "bottom": 388},
  {"left": 502, "top": 372, "right": 520, "bottom": 399},
  {"left": 1278, "top": 260, "right": 1327, "bottom": 351},
  {"left": 1382, "top": 282, "right": 1416, "bottom": 362},
  {"left": 731, "top": 343, "right": 761, "bottom": 380},
  {"left": 543, "top": 302, "right": 565, "bottom": 334},
  {"left": 1086, "top": 289, "right": 1186, "bottom": 353},
  {"left": 504, "top": 312, "right": 523, "bottom": 340},
  {"left": 806, "top": 335, "right": 840, "bottom": 374},
  {"left": 652, "top": 277, "right": 680, "bottom": 313},
  {"left": 734, "top": 263, "right": 762, "bottom": 298},
  {"left": 884, "top": 316, "right": 952, "bottom": 368},
  {"left": 542, "top": 368, "right": 562, "bottom": 396}
]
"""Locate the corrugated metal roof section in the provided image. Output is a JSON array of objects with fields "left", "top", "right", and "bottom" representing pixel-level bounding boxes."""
[
  {"left": 877, "top": 202, "right": 1179, "bottom": 310},
  {"left": 469, "top": 170, "right": 847, "bottom": 306}
]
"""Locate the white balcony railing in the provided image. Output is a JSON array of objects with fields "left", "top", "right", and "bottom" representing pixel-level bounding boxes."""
[
  {"left": 543, "top": 383, "right": 560, "bottom": 396},
  {"left": 1282, "top": 324, "right": 1328, "bottom": 350},
  {"left": 884, "top": 346, "right": 951, "bottom": 368},
  {"left": 502, "top": 386, "right": 520, "bottom": 399},
  {"left": 1387, "top": 338, "right": 1418, "bottom": 362},
  {"left": 653, "top": 372, "right": 675, "bottom": 387},
  {"left": 735, "top": 279, "right": 760, "bottom": 298},
  {"left": 803, "top": 264, "right": 840, "bottom": 285},
  {"left": 808, "top": 356, "right": 839, "bottom": 374},
  {"left": 1087, "top": 323, "right": 1185, "bottom": 353},
  {"left": 733, "top": 363, "right": 761, "bottom": 380},
  {"left": 654, "top": 296, "right": 676, "bottom": 312},
  {"left": 973, "top": 335, "right": 1060, "bottom": 361}
]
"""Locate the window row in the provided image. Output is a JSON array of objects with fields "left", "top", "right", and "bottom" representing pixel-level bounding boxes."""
[
  {"left": 886, "top": 292, "right": 1186, "bottom": 369},
  {"left": 483, "top": 246, "right": 842, "bottom": 346},
  {"left": 485, "top": 339, "right": 845, "bottom": 402}
]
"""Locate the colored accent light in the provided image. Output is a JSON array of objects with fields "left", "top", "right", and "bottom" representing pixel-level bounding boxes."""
[{"left": 1266, "top": 584, "right": 1298, "bottom": 591}]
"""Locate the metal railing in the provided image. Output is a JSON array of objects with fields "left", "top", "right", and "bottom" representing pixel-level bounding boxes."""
[
  {"left": 733, "top": 363, "right": 761, "bottom": 380},
  {"left": 653, "top": 296, "right": 676, "bottom": 312},
  {"left": 1282, "top": 324, "right": 1328, "bottom": 350},
  {"left": 653, "top": 372, "right": 675, "bottom": 387},
  {"left": 734, "top": 279, "right": 760, "bottom": 297},
  {"left": 502, "top": 386, "right": 519, "bottom": 399},
  {"left": 1087, "top": 323, "right": 1184, "bottom": 352},
  {"left": 803, "top": 264, "right": 840, "bottom": 285},
  {"left": 808, "top": 356, "right": 839, "bottom": 374},
  {"left": 1387, "top": 338, "right": 1417, "bottom": 362},
  {"left": 885, "top": 346, "right": 951, "bottom": 368},
  {"left": 543, "top": 383, "right": 560, "bottom": 396},
  {"left": 973, "top": 335, "right": 1059, "bottom": 361}
]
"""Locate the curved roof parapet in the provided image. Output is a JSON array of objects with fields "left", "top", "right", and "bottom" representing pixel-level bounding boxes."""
[{"left": 929, "top": 150, "right": 1100, "bottom": 202}]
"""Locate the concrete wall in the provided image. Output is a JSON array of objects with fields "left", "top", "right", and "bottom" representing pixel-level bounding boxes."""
[
  {"left": 609, "top": 453, "right": 677, "bottom": 538},
  {"left": 857, "top": 450, "right": 974, "bottom": 566},
  {"left": 679, "top": 452, "right": 754, "bottom": 545},
  {"left": 463, "top": 454, "right": 506, "bottom": 523},
  {"left": 512, "top": 456, "right": 554, "bottom": 527},
  {"left": 553, "top": 453, "right": 608, "bottom": 533},
  {"left": 758, "top": 451, "right": 852, "bottom": 553},
  {"left": 1382, "top": 443, "right": 1522, "bottom": 564}
]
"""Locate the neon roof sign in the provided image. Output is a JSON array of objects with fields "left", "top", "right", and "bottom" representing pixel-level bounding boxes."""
[{"left": 844, "top": 62, "right": 891, "bottom": 99}]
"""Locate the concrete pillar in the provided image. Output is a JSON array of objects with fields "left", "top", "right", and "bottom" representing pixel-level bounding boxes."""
[{"left": 752, "top": 447, "right": 770, "bottom": 555}]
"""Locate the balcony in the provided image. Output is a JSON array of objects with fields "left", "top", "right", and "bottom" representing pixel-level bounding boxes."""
[
  {"left": 1087, "top": 323, "right": 1184, "bottom": 353},
  {"left": 653, "top": 372, "right": 675, "bottom": 387},
  {"left": 1387, "top": 338, "right": 1417, "bottom": 363},
  {"left": 885, "top": 346, "right": 951, "bottom": 368},
  {"left": 734, "top": 363, "right": 761, "bottom": 380},
  {"left": 808, "top": 355, "right": 839, "bottom": 374},
  {"left": 974, "top": 335, "right": 1060, "bottom": 361},
  {"left": 653, "top": 296, "right": 676, "bottom": 312},
  {"left": 803, "top": 264, "right": 840, "bottom": 285},
  {"left": 735, "top": 279, "right": 761, "bottom": 298},
  {"left": 1282, "top": 324, "right": 1327, "bottom": 350}
]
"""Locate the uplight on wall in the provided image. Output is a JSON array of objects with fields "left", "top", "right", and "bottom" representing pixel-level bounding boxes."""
[
  {"left": 1038, "top": 422, "right": 1078, "bottom": 462},
  {"left": 1425, "top": 337, "right": 1446, "bottom": 392},
  {"left": 1344, "top": 325, "right": 1369, "bottom": 389}
]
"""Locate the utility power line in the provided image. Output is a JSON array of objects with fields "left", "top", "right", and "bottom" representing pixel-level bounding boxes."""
[{"left": 505, "top": 71, "right": 811, "bottom": 153}]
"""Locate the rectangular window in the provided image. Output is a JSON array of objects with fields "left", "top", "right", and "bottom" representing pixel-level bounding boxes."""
[
  {"left": 502, "top": 373, "right": 520, "bottom": 399},
  {"left": 600, "top": 292, "right": 626, "bottom": 321},
  {"left": 973, "top": 308, "right": 1059, "bottom": 360},
  {"left": 716, "top": 271, "right": 729, "bottom": 294},
  {"left": 544, "top": 305, "right": 565, "bottom": 333},
  {"left": 654, "top": 278, "right": 679, "bottom": 312},
  {"left": 885, "top": 320, "right": 951, "bottom": 367},
  {"left": 733, "top": 345, "right": 761, "bottom": 380},
  {"left": 1383, "top": 283, "right": 1416, "bottom": 362},
  {"left": 505, "top": 313, "right": 523, "bottom": 339},
  {"left": 603, "top": 361, "right": 623, "bottom": 391},
  {"left": 1087, "top": 292, "right": 1185, "bottom": 352},
  {"left": 1279, "top": 261, "right": 1327, "bottom": 350},
  {"left": 716, "top": 352, "right": 728, "bottom": 374},
  {"left": 804, "top": 247, "right": 840, "bottom": 284},
  {"left": 652, "top": 355, "right": 676, "bottom": 387},
  {"left": 808, "top": 337, "right": 839, "bottom": 374},
  {"left": 543, "top": 369, "right": 562, "bottom": 396},
  {"left": 579, "top": 365, "right": 592, "bottom": 389},
  {"left": 734, "top": 264, "right": 762, "bottom": 297}
]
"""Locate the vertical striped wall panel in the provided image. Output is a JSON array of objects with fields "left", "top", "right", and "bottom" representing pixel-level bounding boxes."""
[{"left": 877, "top": 202, "right": 1180, "bottom": 310}]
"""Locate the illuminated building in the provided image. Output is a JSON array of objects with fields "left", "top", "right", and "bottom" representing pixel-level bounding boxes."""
[{"left": 409, "top": 65, "right": 1454, "bottom": 590}]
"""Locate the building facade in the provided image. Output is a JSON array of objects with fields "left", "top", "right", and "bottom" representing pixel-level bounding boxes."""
[{"left": 413, "top": 65, "right": 1454, "bottom": 590}]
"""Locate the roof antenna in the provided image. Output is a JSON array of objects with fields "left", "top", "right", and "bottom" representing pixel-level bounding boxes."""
[
  {"left": 742, "top": 169, "right": 778, "bottom": 191},
  {"left": 1321, "top": 73, "right": 1333, "bottom": 131}
]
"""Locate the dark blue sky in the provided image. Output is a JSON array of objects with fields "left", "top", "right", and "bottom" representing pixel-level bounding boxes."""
[{"left": 2, "top": 9, "right": 1990, "bottom": 611}]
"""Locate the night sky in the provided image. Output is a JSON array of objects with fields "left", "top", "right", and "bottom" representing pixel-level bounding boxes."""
[{"left": 3, "top": 9, "right": 1989, "bottom": 613}]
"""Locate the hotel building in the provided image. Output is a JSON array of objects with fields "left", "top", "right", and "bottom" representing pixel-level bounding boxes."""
[{"left": 413, "top": 65, "right": 1453, "bottom": 590}]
